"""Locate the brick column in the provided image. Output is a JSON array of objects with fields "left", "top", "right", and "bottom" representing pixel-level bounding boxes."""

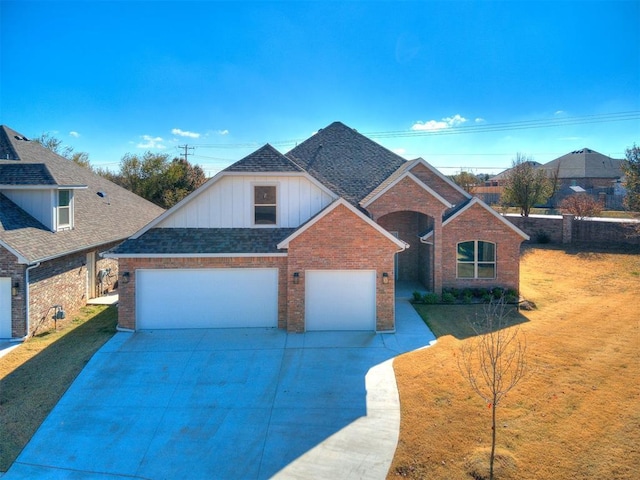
[
  {"left": 562, "top": 214, "right": 573, "bottom": 244},
  {"left": 433, "top": 216, "right": 443, "bottom": 295}
]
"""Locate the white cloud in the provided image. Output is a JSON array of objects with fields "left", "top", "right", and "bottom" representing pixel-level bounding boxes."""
[
  {"left": 411, "top": 114, "right": 467, "bottom": 131},
  {"left": 555, "top": 110, "right": 566, "bottom": 116},
  {"left": 137, "top": 135, "right": 166, "bottom": 149},
  {"left": 393, "top": 148, "right": 407, "bottom": 155},
  {"left": 217, "top": 129, "right": 229, "bottom": 136},
  {"left": 171, "top": 128, "right": 201, "bottom": 138},
  {"left": 475, "top": 117, "right": 486, "bottom": 123},
  {"left": 69, "top": 131, "right": 80, "bottom": 138}
]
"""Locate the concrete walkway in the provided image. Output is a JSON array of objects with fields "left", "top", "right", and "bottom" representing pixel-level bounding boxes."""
[{"left": 3, "top": 297, "right": 435, "bottom": 480}]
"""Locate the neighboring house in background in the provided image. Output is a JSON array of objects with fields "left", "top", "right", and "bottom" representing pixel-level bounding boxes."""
[
  {"left": 0, "top": 126, "right": 164, "bottom": 340},
  {"left": 107, "top": 122, "right": 529, "bottom": 333},
  {"left": 536, "top": 148, "right": 625, "bottom": 208},
  {"left": 475, "top": 149, "right": 625, "bottom": 208}
]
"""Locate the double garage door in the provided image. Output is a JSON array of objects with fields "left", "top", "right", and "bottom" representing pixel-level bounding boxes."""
[{"left": 136, "top": 268, "right": 376, "bottom": 331}]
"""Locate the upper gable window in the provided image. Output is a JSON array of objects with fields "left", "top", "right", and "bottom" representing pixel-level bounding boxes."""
[
  {"left": 457, "top": 240, "right": 495, "bottom": 279},
  {"left": 57, "top": 190, "right": 72, "bottom": 230},
  {"left": 254, "top": 185, "right": 277, "bottom": 225}
]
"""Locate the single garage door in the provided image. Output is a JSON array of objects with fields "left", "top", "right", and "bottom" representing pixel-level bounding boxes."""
[
  {"left": 305, "top": 270, "right": 376, "bottom": 331},
  {"left": 136, "top": 268, "right": 278, "bottom": 329}
]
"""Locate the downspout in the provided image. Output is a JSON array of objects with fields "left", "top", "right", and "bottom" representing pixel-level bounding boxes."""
[{"left": 14, "top": 262, "right": 41, "bottom": 342}]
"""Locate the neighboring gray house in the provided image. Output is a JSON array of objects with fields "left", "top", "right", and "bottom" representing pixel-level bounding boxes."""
[
  {"left": 0, "top": 125, "right": 164, "bottom": 340},
  {"left": 478, "top": 148, "right": 625, "bottom": 208}
]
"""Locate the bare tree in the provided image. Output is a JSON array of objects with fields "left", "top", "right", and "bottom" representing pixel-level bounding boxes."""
[
  {"left": 501, "top": 153, "right": 553, "bottom": 216},
  {"left": 458, "top": 299, "right": 528, "bottom": 480}
]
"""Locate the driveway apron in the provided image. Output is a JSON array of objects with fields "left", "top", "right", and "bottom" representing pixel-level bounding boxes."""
[{"left": 4, "top": 299, "right": 435, "bottom": 479}]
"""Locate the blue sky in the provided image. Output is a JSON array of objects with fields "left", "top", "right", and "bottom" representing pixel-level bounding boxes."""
[{"left": 1, "top": 1, "right": 638, "bottom": 177}]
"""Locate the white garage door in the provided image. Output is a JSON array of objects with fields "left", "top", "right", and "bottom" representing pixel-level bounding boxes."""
[
  {"left": 305, "top": 270, "right": 376, "bottom": 331},
  {"left": 0, "top": 278, "right": 11, "bottom": 338},
  {"left": 136, "top": 268, "right": 278, "bottom": 329}
]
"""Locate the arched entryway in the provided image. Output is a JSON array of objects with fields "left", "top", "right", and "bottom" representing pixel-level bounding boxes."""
[{"left": 377, "top": 210, "right": 433, "bottom": 290}]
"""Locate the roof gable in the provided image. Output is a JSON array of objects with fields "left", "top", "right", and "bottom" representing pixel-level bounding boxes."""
[
  {"left": 420, "top": 197, "right": 529, "bottom": 241},
  {"left": 277, "top": 198, "right": 407, "bottom": 250},
  {"left": 285, "top": 122, "right": 407, "bottom": 205},
  {"left": 360, "top": 171, "right": 453, "bottom": 209}
]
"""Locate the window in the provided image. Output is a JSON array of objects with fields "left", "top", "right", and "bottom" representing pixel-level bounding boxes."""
[
  {"left": 254, "top": 185, "right": 277, "bottom": 225},
  {"left": 57, "top": 190, "right": 71, "bottom": 229},
  {"left": 457, "top": 240, "right": 496, "bottom": 279}
]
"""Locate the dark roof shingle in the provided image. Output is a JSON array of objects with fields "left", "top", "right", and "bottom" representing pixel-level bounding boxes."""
[
  {"left": 111, "top": 228, "right": 296, "bottom": 255},
  {"left": 225, "top": 144, "right": 303, "bottom": 173},
  {"left": 0, "top": 164, "right": 57, "bottom": 185},
  {"left": 285, "top": 122, "right": 407, "bottom": 205},
  {"left": 0, "top": 125, "right": 165, "bottom": 263}
]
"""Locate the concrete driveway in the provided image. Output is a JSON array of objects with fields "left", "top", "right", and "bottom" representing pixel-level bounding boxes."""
[{"left": 4, "top": 298, "right": 435, "bottom": 479}]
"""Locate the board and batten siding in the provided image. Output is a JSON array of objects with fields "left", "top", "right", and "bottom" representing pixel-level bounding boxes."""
[{"left": 157, "top": 175, "right": 336, "bottom": 228}]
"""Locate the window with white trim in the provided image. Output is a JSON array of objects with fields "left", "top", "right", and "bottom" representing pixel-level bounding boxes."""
[
  {"left": 254, "top": 185, "right": 277, "bottom": 225},
  {"left": 57, "top": 190, "right": 72, "bottom": 230},
  {"left": 457, "top": 240, "right": 496, "bottom": 279}
]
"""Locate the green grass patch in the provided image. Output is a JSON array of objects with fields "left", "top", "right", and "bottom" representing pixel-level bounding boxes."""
[
  {"left": 413, "top": 303, "right": 528, "bottom": 340},
  {"left": 0, "top": 305, "right": 117, "bottom": 472}
]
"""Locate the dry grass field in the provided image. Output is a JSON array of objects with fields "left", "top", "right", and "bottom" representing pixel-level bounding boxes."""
[
  {"left": 389, "top": 245, "right": 640, "bottom": 480},
  {"left": 0, "top": 305, "right": 116, "bottom": 471}
]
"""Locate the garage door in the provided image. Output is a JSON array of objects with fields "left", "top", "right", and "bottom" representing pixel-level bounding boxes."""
[
  {"left": 136, "top": 268, "right": 278, "bottom": 329},
  {"left": 305, "top": 270, "right": 376, "bottom": 331}
]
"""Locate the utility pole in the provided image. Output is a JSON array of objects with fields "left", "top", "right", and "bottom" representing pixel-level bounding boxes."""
[{"left": 178, "top": 144, "right": 195, "bottom": 162}]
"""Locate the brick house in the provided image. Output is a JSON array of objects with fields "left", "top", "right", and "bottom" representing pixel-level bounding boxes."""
[
  {"left": 0, "top": 126, "right": 164, "bottom": 340},
  {"left": 108, "top": 122, "right": 528, "bottom": 332}
]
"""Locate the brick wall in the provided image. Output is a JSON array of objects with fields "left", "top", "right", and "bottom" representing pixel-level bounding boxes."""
[
  {"left": 28, "top": 242, "right": 121, "bottom": 336},
  {"left": 409, "top": 163, "right": 469, "bottom": 207},
  {"left": 505, "top": 215, "right": 640, "bottom": 246},
  {"left": 442, "top": 204, "right": 526, "bottom": 292},
  {"left": 287, "top": 204, "right": 398, "bottom": 332},
  {"left": 0, "top": 247, "right": 26, "bottom": 338},
  {"left": 367, "top": 175, "right": 448, "bottom": 221},
  {"left": 117, "top": 256, "right": 288, "bottom": 331},
  {"left": 1, "top": 242, "right": 121, "bottom": 338}
]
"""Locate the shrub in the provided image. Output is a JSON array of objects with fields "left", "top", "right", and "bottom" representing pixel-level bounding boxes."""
[
  {"left": 442, "top": 292, "right": 456, "bottom": 304},
  {"left": 560, "top": 193, "right": 603, "bottom": 219},
  {"left": 536, "top": 230, "right": 550, "bottom": 244},
  {"left": 462, "top": 293, "right": 474, "bottom": 304},
  {"left": 492, "top": 287, "right": 505, "bottom": 299},
  {"left": 422, "top": 293, "right": 440, "bottom": 304},
  {"left": 412, "top": 291, "right": 422, "bottom": 303}
]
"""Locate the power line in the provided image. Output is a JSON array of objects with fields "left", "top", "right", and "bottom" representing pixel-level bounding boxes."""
[
  {"left": 188, "top": 111, "right": 639, "bottom": 149},
  {"left": 177, "top": 144, "right": 195, "bottom": 161}
]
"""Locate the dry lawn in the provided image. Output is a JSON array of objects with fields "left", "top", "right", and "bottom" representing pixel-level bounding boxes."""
[
  {"left": 389, "top": 245, "right": 640, "bottom": 480},
  {"left": 0, "top": 305, "right": 116, "bottom": 471}
]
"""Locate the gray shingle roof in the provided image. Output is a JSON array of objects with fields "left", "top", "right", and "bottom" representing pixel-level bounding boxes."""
[
  {"left": 0, "top": 125, "right": 165, "bottom": 263},
  {"left": 537, "top": 148, "right": 623, "bottom": 178},
  {"left": 286, "top": 122, "right": 408, "bottom": 205},
  {"left": 0, "top": 164, "right": 57, "bottom": 185},
  {"left": 225, "top": 144, "right": 304, "bottom": 173},
  {"left": 111, "top": 228, "right": 296, "bottom": 255}
]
